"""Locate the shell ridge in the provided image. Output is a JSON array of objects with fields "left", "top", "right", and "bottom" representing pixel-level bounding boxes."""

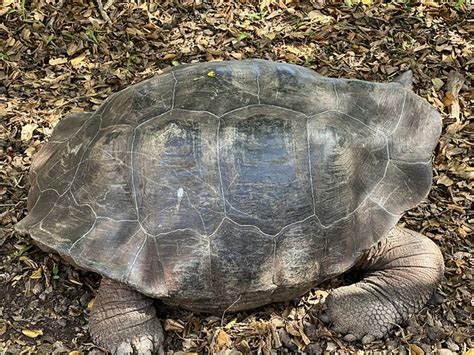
[
  {"left": 125, "top": 232, "right": 147, "bottom": 281},
  {"left": 219, "top": 103, "right": 308, "bottom": 119},
  {"left": 306, "top": 116, "right": 316, "bottom": 216},
  {"left": 216, "top": 117, "right": 227, "bottom": 217},
  {"left": 387, "top": 90, "right": 408, "bottom": 137}
]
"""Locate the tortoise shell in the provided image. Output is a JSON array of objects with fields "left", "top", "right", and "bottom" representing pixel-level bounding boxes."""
[{"left": 16, "top": 60, "right": 441, "bottom": 312}]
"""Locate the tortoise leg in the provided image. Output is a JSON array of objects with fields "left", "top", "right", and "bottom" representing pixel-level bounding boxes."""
[
  {"left": 89, "top": 278, "right": 164, "bottom": 354},
  {"left": 323, "top": 227, "right": 444, "bottom": 343}
]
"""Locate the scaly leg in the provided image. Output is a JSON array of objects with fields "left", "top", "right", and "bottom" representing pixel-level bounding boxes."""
[
  {"left": 89, "top": 278, "right": 164, "bottom": 354},
  {"left": 323, "top": 227, "right": 444, "bottom": 343}
]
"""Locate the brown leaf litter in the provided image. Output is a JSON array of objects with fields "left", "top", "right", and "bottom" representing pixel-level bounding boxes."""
[{"left": 0, "top": 0, "right": 472, "bottom": 354}]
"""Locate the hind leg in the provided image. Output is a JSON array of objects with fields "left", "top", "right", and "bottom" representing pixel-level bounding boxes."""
[
  {"left": 89, "top": 278, "right": 164, "bottom": 354},
  {"left": 323, "top": 227, "right": 444, "bottom": 343}
]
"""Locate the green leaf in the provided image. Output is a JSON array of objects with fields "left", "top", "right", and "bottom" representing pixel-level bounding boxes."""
[
  {"left": 0, "top": 52, "right": 9, "bottom": 61},
  {"left": 52, "top": 262, "right": 60, "bottom": 279},
  {"left": 455, "top": 0, "right": 465, "bottom": 9},
  {"left": 238, "top": 32, "right": 248, "bottom": 41},
  {"left": 126, "top": 54, "right": 137, "bottom": 70},
  {"left": 13, "top": 244, "right": 30, "bottom": 257},
  {"left": 86, "top": 29, "right": 99, "bottom": 45}
]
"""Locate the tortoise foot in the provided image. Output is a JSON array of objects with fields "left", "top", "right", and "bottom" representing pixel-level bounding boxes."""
[
  {"left": 322, "top": 227, "right": 444, "bottom": 343},
  {"left": 90, "top": 278, "right": 164, "bottom": 354},
  {"left": 323, "top": 286, "right": 391, "bottom": 342}
]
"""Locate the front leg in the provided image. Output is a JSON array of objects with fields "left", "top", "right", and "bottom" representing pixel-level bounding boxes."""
[
  {"left": 89, "top": 278, "right": 164, "bottom": 354},
  {"left": 324, "top": 227, "right": 444, "bottom": 342}
]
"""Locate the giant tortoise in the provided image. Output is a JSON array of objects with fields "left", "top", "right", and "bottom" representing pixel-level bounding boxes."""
[{"left": 16, "top": 59, "right": 444, "bottom": 353}]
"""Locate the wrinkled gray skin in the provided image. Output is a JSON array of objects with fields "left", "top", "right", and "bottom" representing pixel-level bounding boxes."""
[{"left": 16, "top": 60, "right": 444, "bottom": 354}]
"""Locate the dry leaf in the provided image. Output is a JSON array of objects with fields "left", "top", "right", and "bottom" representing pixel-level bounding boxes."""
[
  {"left": 260, "top": 0, "right": 273, "bottom": 11},
  {"left": 163, "top": 53, "right": 177, "bottom": 60},
  {"left": 30, "top": 267, "right": 42, "bottom": 279},
  {"left": 70, "top": 55, "right": 86, "bottom": 66},
  {"left": 432, "top": 78, "right": 444, "bottom": 90},
  {"left": 22, "top": 329, "right": 43, "bottom": 338},
  {"left": 25, "top": 146, "right": 36, "bottom": 157},
  {"left": 0, "top": 320, "right": 7, "bottom": 336},
  {"left": 49, "top": 57, "right": 68, "bottom": 66},
  {"left": 271, "top": 316, "right": 285, "bottom": 328},
  {"left": 410, "top": 344, "right": 424, "bottom": 355},
  {"left": 307, "top": 10, "right": 333, "bottom": 24},
  {"left": 238, "top": 339, "right": 251, "bottom": 352},
  {"left": 292, "top": 337, "right": 305, "bottom": 350},
  {"left": 308, "top": 289, "right": 329, "bottom": 304},
  {"left": 87, "top": 298, "right": 95, "bottom": 311},
  {"left": 437, "top": 175, "right": 454, "bottom": 187},
  {"left": 285, "top": 322, "right": 300, "bottom": 337},
  {"left": 224, "top": 318, "right": 237, "bottom": 329},
  {"left": 66, "top": 42, "right": 80, "bottom": 56},
  {"left": 164, "top": 319, "right": 184, "bottom": 332},
  {"left": 421, "top": 0, "right": 439, "bottom": 7},
  {"left": 216, "top": 329, "right": 231, "bottom": 347},
  {"left": 315, "top": 290, "right": 328, "bottom": 301},
  {"left": 21, "top": 123, "right": 38, "bottom": 141}
]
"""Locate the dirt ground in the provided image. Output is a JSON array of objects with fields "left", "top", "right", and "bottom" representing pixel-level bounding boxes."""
[{"left": 0, "top": 1, "right": 472, "bottom": 354}]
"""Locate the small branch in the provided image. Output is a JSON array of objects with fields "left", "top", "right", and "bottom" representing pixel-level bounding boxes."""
[
  {"left": 95, "top": 0, "right": 112, "bottom": 24},
  {"left": 220, "top": 295, "right": 242, "bottom": 327}
]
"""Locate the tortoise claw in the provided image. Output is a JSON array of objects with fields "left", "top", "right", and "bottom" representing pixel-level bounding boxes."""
[
  {"left": 114, "top": 334, "right": 164, "bottom": 355},
  {"left": 361, "top": 334, "right": 376, "bottom": 344}
]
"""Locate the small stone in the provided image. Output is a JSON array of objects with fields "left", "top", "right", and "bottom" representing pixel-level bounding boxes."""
[
  {"left": 32, "top": 282, "right": 44, "bottom": 295},
  {"left": 53, "top": 303, "right": 67, "bottom": 313},
  {"left": 386, "top": 339, "right": 399, "bottom": 350},
  {"left": 87, "top": 350, "right": 105, "bottom": 355},
  {"left": 28, "top": 299, "right": 39, "bottom": 310},
  {"left": 303, "top": 321, "right": 318, "bottom": 339},
  {"left": 305, "top": 343, "right": 323, "bottom": 354},
  {"left": 325, "top": 341, "right": 337, "bottom": 352},
  {"left": 41, "top": 335, "right": 55, "bottom": 344},
  {"left": 446, "top": 339, "right": 460, "bottom": 352},
  {"left": 278, "top": 328, "right": 296, "bottom": 351},
  {"left": 420, "top": 343, "right": 432, "bottom": 353},
  {"left": 79, "top": 292, "right": 92, "bottom": 307},
  {"left": 36, "top": 343, "right": 55, "bottom": 353},
  {"left": 427, "top": 326, "right": 446, "bottom": 341},
  {"left": 438, "top": 350, "right": 453, "bottom": 355},
  {"left": 428, "top": 292, "right": 445, "bottom": 305},
  {"left": 343, "top": 334, "right": 357, "bottom": 342}
]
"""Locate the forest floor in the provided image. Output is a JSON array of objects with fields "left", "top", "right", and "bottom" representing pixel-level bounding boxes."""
[{"left": 0, "top": 1, "right": 472, "bottom": 354}]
